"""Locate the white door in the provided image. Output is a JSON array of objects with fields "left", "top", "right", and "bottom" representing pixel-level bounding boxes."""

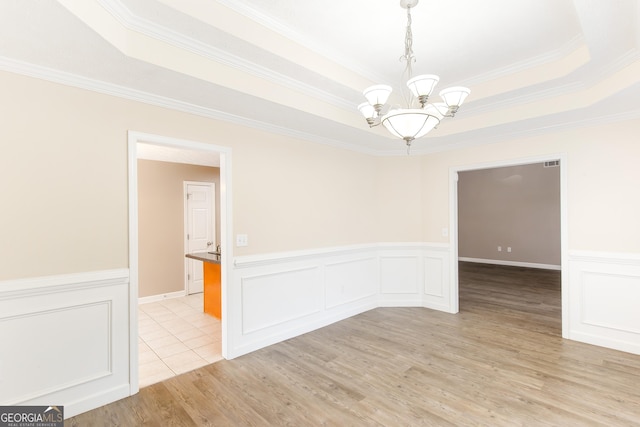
[{"left": 185, "top": 182, "right": 215, "bottom": 294}]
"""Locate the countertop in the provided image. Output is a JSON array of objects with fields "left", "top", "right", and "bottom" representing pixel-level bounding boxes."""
[{"left": 185, "top": 252, "right": 221, "bottom": 264}]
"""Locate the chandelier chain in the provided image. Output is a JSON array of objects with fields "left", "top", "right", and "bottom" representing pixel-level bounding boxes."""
[{"left": 400, "top": 6, "right": 416, "bottom": 107}]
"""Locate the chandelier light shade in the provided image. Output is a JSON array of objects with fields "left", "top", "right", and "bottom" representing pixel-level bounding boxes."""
[
  {"left": 406, "top": 74, "right": 439, "bottom": 105},
  {"left": 381, "top": 106, "right": 441, "bottom": 141},
  {"left": 363, "top": 85, "right": 393, "bottom": 109},
  {"left": 439, "top": 86, "right": 471, "bottom": 115},
  {"left": 358, "top": 0, "right": 471, "bottom": 153}
]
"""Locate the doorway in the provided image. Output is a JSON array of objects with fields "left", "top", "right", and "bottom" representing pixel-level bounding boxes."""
[
  {"left": 449, "top": 154, "right": 568, "bottom": 338},
  {"left": 127, "top": 131, "right": 232, "bottom": 394}
]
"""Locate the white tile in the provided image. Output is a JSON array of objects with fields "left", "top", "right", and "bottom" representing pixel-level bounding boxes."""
[
  {"left": 183, "top": 334, "right": 214, "bottom": 350},
  {"left": 139, "top": 350, "right": 161, "bottom": 364},
  {"left": 173, "top": 328, "right": 206, "bottom": 343},
  {"left": 140, "top": 327, "right": 173, "bottom": 343},
  {"left": 154, "top": 341, "right": 190, "bottom": 359},
  {"left": 145, "top": 334, "right": 181, "bottom": 351},
  {"left": 162, "top": 350, "right": 208, "bottom": 375},
  {"left": 138, "top": 294, "right": 222, "bottom": 388},
  {"left": 151, "top": 312, "right": 180, "bottom": 323},
  {"left": 161, "top": 319, "right": 193, "bottom": 334},
  {"left": 193, "top": 343, "right": 223, "bottom": 363},
  {"left": 140, "top": 303, "right": 172, "bottom": 315},
  {"left": 139, "top": 359, "right": 173, "bottom": 378},
  {"left": 139, "top": 341, "right": 152, "bottom": 353}
]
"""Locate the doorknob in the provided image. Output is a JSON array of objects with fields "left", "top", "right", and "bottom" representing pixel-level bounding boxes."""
[{"left": 207, "top": 241, "right": 213, "bottom": 246}]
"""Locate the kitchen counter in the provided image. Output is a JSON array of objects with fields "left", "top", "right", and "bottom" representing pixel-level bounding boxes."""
[
  {"left": 185, "top": 252, "right": 221, "bottom": 264},
  {"left": 185, "top": 252, "right": 221, "bottom": 318}
]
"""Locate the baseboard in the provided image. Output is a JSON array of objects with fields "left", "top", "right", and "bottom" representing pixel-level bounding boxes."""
[
  {"left": 458, "top": 257, "right": 561, "bottom": 270},
  {"left": 138, "top": 290, "right": 186, "bottom": 305}
]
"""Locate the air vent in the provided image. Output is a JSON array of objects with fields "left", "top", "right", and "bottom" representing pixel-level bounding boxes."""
[{"left": 543, "top": 160, "right": 560, "bottom": 168}]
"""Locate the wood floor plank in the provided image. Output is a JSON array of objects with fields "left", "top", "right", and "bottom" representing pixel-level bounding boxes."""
[{"left": 68, "top": 262, "right": 640, "bottom": 426}]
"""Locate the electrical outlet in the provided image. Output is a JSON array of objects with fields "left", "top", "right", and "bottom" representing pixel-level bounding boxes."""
[
  {"left": 498, "top": 246, "right": 502, "bottom": 252},
  {"left": 507, "top": 247, "right": 512, "bottom": 253},
  {"left": 236, "top": 234, "right": 248, "bottom": 247}
]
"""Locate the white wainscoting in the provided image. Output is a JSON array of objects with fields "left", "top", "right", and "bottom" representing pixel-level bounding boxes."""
[
  {"left": 0, "top": 269, "right": 131, "bottom": 418},
  {"left": 377, "top": 244, "right": 451, "bottom": 311},
  {"left": 568, "top": 251, "right": 640, "bottom": 355},
  {"left": 230, "top": 243, "right": 451, "bottom": 358}
]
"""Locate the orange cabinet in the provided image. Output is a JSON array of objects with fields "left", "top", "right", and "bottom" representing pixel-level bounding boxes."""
[{"left": 203, "top": 262, "right": 221, "bottom": 319}]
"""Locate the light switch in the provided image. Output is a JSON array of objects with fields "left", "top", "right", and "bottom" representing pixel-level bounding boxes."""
[{"left": 236, "top": 234, "right": 248, "bottom": 247}]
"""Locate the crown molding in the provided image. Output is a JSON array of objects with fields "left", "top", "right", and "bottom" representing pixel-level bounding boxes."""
[
  {"left": 96, "top": 0, "right": 356, "bottom": 111},
  {"left": 0, "top": 56, "right": 380, "bottom": 155},
  {"left": 404, "top": 108, "right": 640, "bottom": 157},
  {"left": 459, "top": 35, "right": 586, "bottom": 87},
  {"left": 216, "top": 0, "right": 386, "bottom": 84}
]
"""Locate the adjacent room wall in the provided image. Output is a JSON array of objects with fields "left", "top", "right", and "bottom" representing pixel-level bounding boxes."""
[
  {"left": 457, "top": 162, "right": 561, "bottom": 267},
  {"left": 137, "top": 159, "right": 220, "bottom": 298}
]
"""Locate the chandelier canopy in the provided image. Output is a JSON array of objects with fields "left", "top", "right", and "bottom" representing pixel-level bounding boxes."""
[{"left": 358, "top": 0, "right": 470, "bottom": 152}]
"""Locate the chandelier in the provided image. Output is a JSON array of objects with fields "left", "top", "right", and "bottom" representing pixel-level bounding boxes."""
[{"left": 358, "top": 0, "right": 470, "bottom": 152}]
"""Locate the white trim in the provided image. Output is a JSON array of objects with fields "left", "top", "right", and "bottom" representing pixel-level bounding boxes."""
[
  {"left": 233, "top": 242, "right": 449, "bottom": 268},
  {"left": 127, "top": 131, "right": 233, "bottom": 396},
  {"left": 0, "top": 268, "right": 129, "bottom": 296},
  {"left": 234, "top": 243, "right": 378, "bottom": 268},
  {"left": 449, "top": 153, "right": 569, "bottom": 336},
  {"left": 138, "top": 290, "right": 186, "bottom": 305},
  {"left": 568, "top": 250, "right": 640, "bottom": 264},
  {"left": 458, "top": 257, "right": 561, "bottom": 271}
]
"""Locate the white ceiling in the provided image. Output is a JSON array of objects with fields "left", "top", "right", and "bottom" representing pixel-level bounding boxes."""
[{"left": 1, "top": 0, "right": 639, "bottom": 156}]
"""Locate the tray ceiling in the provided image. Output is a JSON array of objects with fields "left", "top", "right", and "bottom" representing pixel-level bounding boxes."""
[{"left": 1, "top": 0, "right": 639, "bottom": 155}]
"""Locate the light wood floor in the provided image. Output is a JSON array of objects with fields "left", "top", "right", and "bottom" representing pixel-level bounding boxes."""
[{"left": 68, "top": 262, "right": 640, "bottom": 426}]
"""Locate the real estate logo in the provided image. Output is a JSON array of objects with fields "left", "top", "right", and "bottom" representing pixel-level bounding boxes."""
[{"left": 0, "top": 406, "right": 63, "bottom": 427}]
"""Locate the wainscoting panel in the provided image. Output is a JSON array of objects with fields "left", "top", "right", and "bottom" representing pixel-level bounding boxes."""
[
  {"left": 423, "top": 248, "right": 451, "bottom": 312},
  {"left": 568, "top": 251, "right": 640, "bottom": 355},
  {"left": 230, "top": 244, "right": 452, "bottom": 358},
  {"left": 241, "top": 267, "right": 323, "bottom": 334},
  {"left": 380, "top": 255, "right": 420, "bottom": 295},
  {"left": 231, "top": 246, "right": 381, "bottom": 358},
  {"left": 325, "top": 257, "right": 377, "bottom": 309},
  {"left": 0, "top": 269, "right": 130, "bottom": 417}
]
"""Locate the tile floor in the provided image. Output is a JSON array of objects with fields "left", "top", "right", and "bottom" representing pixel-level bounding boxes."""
[{"left": 138, "top": 293, "right": 222, "bottom": 388}]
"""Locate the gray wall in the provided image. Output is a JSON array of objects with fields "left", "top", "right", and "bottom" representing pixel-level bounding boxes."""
[{"left": 458, "top": 162, "right": 560, "bottom": 266}]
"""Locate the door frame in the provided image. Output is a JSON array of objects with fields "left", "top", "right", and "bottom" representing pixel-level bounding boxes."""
[
  {"left": 127, "top": 131, "right": 232, "bottom": 395},
  {"left": 184, "top": 181, "right": 216, "bottom": 295},
  {"left": 448, "top": 153, "right": 568, "bottom": 337}
]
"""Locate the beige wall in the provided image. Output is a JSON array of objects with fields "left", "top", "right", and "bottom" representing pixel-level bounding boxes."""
[
  {"left": 0, "top": 71, "right": 378, "bottom": 280},
  {"left": 457, "top": 163, "right": 561, "bottom": 265},
  {"left": 1, "top": 69, "right": 639, "bottom": 282},
  {"left": 418, "top": 120, "right": 640, "bottom": 253},
  {"left": 137, "top": 160, "right": 219, "bottom": 297}
]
